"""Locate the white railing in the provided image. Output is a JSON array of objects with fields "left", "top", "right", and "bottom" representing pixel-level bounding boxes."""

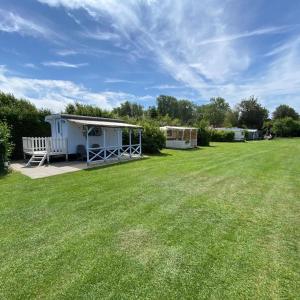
[
  {"left": 87, "top": 144, "right": 141, "bottom": 163},
  {"left": 22, "top": 137, "right": 67, "bottom": 155}
]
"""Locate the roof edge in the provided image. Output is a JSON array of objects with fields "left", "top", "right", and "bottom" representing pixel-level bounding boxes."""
[{"left": 45, "top": 114, "right": 125, "bottom": 123}]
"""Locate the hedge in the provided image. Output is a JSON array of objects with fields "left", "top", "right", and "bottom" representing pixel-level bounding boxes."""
[
  {"left": 210, "top": 129, "right": 235, "bottom": 142},
  {"left": 197, "top": 128, "right": 210, "bottom": 146},
  {"left": 0, "top": 121, "right": 13, "bottom": 174},
  {"left": 272, "top": 117, "right": 300, "bottom": 137},
  {"left": 122, "top": 121, "right": 166, "bottom": 154},
  {"left": 0, "top": 92, "right": 51, "bottom": 159}
]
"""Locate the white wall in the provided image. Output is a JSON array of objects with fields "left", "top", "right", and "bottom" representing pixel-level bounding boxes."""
[
  {"left": 66, "top": 122, "right": 122, "bottom": 154},
  {"left": 47, "top": 117, "right": 123, "bottom": 154},
  {"left": 166, "top": 140, "right": 193, "bottom": 149}
]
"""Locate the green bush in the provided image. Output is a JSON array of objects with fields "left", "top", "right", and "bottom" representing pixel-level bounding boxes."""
[
  {"left": 0, "top": 121, "right": 13, "bottom": 173},
  {"left": 122, "top": 121, "right": 166, "bottom": 154},
  {"left": 0, "top": 92, "right": 51, "bottom": 159},
  {"left": 272, "top": 117, "right": 300, "bottom": 137},
  {"left": 210, "top": 129, "right": 235, "bottom": 142},
  {"left": 141, "top": 122, "right": 166, "bottom": 153},
  {"left": 197, "top": 121, "right": 210, "bottom": 146}
]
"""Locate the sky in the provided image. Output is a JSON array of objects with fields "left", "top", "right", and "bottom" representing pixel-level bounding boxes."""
[{"left": 0, "top": 0, "right": 299, "bottom": 113}]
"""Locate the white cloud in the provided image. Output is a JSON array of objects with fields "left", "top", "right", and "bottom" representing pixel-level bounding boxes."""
[
  {"left": 146, "top": 84, "right": 184, "bottom": 90},
  {"left": 23, "top": 63, "right": 38, "bottom": 69},
  {"left": 0, "top": 66, "right": 151, "bottom": 112},
  {"left": 42, "top": 61, "right": 89, "bottom": 68},
  {"left": 56, "top": 49, "right": 79, "bottom": 56},
  {"left": 82, "top": 30, "right": 120, "bottom": 41},
  {"left": 197, "top": 26, "right": 294, "bottom": 46},
  {"left": 30, "top": 1, "right": 300, "bottom": 112},
  {"left": 104, "top": 78, "right": 139, "bottom": 84},
  {"left": 0, "top": 9, "right": 50, "bottom": 37}
]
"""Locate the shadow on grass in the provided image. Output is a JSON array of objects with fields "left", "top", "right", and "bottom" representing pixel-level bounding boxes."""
[{"left": 83, "top": 156, "right": 151, "bottom": 172}]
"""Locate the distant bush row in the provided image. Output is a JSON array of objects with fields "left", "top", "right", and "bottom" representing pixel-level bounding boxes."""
[{"left": 270, "top": 117, "right": 300, "bottom": 137}]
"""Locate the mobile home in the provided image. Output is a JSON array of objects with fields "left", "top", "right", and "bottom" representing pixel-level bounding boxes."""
[
  {"left": 22, "top": 114, "right": 142, "bottom": 166},
  {"left": 160, "top": 126, "right": 197, "bottom": 149}
]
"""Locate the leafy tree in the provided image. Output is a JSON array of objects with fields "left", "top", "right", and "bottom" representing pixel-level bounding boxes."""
[
  {"left": 156, "top": 95, "right": 196, "bottom": 124},
  {"left": 237, "top": 96, "right": 269, "bottom": 129},
  {"left": 65, "top": 102, "right": 112, "bottom": 118},
  {"left": 272, "top": 117, "right": 300, "bottom": 137},
  {"left": 224, "top": 110, "right": 239, "bottom": 127},
  {"left": 199, "top": 97, "right": 230, "bottom": 127},
  {"left": 177, "top": 99, "right": 196, "bottom": 124},
  {"left": 113, "top": 101, "right": 144, "bottom": 118},
  {"left": 157, "top": 95, "right": 178, "bottom": 119},
  {"left": 146, "top": 106, "right": 158, "bottom": 119},
  {"left": 272, "top": 104, "right": 299, "bottom": 120}
]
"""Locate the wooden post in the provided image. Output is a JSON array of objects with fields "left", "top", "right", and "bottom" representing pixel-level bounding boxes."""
[
  {"left": 139, "top": 129, "right": 142, "bottom": 156},
  {"left": 103, "top": 127, "right": 106, "bottom": 161},
  {"left": 46, "top": 137, "right": 50, "bottom": 164},
  {"left": 86, "top": 126, "right": 89, "bottom": 165},
  {"left": 129, "top": 129, "right": 132, "bottom": 158},
  {"left": 118, "top": 128, "right": 121, "bottom": 159}
]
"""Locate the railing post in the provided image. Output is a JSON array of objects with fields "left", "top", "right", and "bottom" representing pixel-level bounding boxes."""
[
  {"left": 139, "top": 129, "right": 142, "bottom": 156},
  {"left": 86, "top": 126, "right": 89, "bottom": 165},
  {"left": 129, "top": 129, "right": 132, "bottom": 158},
  {"left": 103, "top": 127, "right": 107, "bottom": 161},
  {"left": 46, "top": 137, "right": 50, "bottom": 163},
  {"left": 118, "top": 129, "right": 121, "bottom": 159}
]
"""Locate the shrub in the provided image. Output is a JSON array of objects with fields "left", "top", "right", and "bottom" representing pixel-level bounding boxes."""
[
  {"left": 272, "top": 117, "right": 300, "bottom": 137},
  {"left": 141, "top": 122, "right": 166, "bottom": 153},
  {"left": 0, "top": 121, "right": 13, "bottom": 174},
  {"left": 197, "top": 121, "right": 210, "bottom": 146},
  {"left": 122, "top": 121, "right": 166, "bottom": 154},
  {"left": 210, "top": 129, "right": 235, "bottom": 142},
  {"left": 0, "top": 92, "right": 51, "bottom": 159}
]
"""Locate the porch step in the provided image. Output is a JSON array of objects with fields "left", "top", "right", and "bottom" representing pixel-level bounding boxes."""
[{"left": 26, "top": 153, "right": 47, "bottom": 167}]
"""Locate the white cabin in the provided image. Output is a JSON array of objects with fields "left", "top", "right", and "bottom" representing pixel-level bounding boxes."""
[
  {"left": 22, "top": 114, "right": 142, "bottom": 166},
  {"left": 246, "top": 129, "right": 259, "bottom": 140},
  {"left": 160, "top": 126, "right": 197, "bottom": 149},
  {"left": 215, "top": 127, "right": 245, "bottom": 141}
]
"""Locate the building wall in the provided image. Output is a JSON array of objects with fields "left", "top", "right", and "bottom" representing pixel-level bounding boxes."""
[{"left": 48, "top": 117, "right": 122, "bottom": 154}]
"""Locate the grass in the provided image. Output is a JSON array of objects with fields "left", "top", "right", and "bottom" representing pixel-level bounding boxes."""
[{"left": 0, "top": 139, "right": 299, "bottom": 299}]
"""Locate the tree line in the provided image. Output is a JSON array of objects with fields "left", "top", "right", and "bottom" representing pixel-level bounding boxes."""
[{"left": 1, "top": 91, "right": 300, "bottom": 162}]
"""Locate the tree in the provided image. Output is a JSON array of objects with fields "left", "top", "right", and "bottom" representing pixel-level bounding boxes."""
[
  {"left": 272, "top": 104, "right": 299, "bottom": 120},
  {"left": 237, "top": 96, "right": 269, "bottom": 129},
  {"left": 224, "top": 110, "right": 239, "bottom": 127},
  {"left": 113, "top": 101, "right": 144, "bottom": 118},
  {"left": 177, "top": 100, "right": 196, "bottom": 124},
  {"left": 156, "top": 95, "right": 178, "bottom": 119},
  {"left": 199, "top": 97, "right": 230, "bottom": 127},
  {"left": 272, "top": 117, "right": 300, "bottom": 137},
  {"left": 146, "top": 106, "right": 158, "bottom": 119},
  {"left": 65, "top": 102, "right": 112, "bottom": 118},
  {"left": 156, "top": 95, "right": 197, "bottom": 124}
]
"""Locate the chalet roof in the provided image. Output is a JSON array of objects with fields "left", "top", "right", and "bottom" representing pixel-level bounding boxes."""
[
  {"left": 68, "top": 118, "right": 142, "bottom": 129},
  {"left": 160, "top": 126, "right": 197, "bottom": 130},
  {"left": 46, "top": 113, "right": 125, "bottom": 123}
]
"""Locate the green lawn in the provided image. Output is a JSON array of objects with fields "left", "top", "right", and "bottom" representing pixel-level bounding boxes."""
[{"left": 1, "top": 139, "right": 299, "bottom": 299}]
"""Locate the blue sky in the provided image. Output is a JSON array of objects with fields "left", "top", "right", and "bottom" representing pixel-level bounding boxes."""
[{"left": 0, "top": 0, "right": 299, "bottom": 113}]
